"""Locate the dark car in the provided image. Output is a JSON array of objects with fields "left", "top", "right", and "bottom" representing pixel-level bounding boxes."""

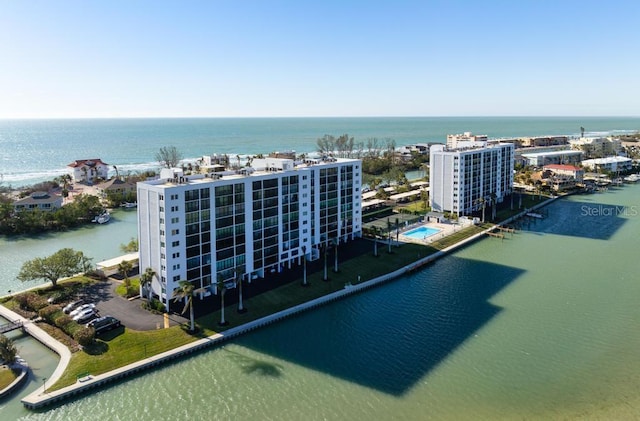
[{"left": 87, "top": 316, "right": 121, "bottom": 334}]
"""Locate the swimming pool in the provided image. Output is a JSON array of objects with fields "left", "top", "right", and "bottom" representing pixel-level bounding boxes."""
[{"left": 403, "top": 225, "right": 441, "bottom": 240}]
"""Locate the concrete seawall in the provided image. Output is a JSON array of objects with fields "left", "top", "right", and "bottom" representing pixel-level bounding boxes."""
[{"left": 19, "top": 197, "right": 559, "bottom": 409}]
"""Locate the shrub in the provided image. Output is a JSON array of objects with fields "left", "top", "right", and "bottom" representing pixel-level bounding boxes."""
[
  {"left": 38, "top": 305, "right": 60, "bottom": 323},
  {"left": 73, "top": 326, "right": 95, "bottom": 347},
  {"left": 15, "top": 292, "right": 49, "bottom": 312},
  {"left": 143, "top": 298, "right": 166, "bottom": 313},
  {"left": 54, "top": 314, "right": 73, "bottom": 330},
  {"left": 13, "top": 294, "right": 29, "bottom": 310}
]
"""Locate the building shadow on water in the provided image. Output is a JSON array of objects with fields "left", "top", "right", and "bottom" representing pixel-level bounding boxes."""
[
  {"left": 517, "top": 199, "right": 631, "bottom": 240},
  {"left": 233, "top": 255, "right": 525, "bottom": 396}
]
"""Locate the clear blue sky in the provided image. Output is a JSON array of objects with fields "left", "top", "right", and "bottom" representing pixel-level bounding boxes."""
[{"left": 1, "top": 0, "right": 638, "bottom": 118}]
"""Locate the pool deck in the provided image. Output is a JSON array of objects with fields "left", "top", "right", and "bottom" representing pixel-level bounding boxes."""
[{"left": 399, "top": 221, "right": 463, "bottom": 244}]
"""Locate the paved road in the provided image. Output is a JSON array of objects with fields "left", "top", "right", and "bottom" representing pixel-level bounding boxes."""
[{"left": 82, "top": 279, "right": 187, "bottom": 331}]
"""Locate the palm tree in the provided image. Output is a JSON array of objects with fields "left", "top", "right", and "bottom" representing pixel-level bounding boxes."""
[
  {"left": 140, "top": 267, "right": 156, "bottom": 302},
  {"left": 301, "top": 245, "right": 308, "bottom": 286},
  {"left": 172, "top": 280, "right": 195, "bottom": 331},
  {"left": 235, "top": 267, "right": 247, "bottom": 313},
  {"left": 118, "top": 260, "right": 133, "bottom": 294},
  {"left": 113, "top": 165, "right": 120, "bottom": 180},
  {"left": 323, "top": 242, "right": 329, "bottom": 281},
  {"left": 216, "top": 274, "right": 229, "bottom": 326},
  {"left": 372, "top": 226, "right": 379, "bottom": 257},
  {"left": 387, "top": 218, "right": 392, "bottom": 253},
  {"left": 333, "top": 237, "right": 339, "bottom": 273},
  {"left": 490, "top": 193, "right": 498, "bottom": 220}
]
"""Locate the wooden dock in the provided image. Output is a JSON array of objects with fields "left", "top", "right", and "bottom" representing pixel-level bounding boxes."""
[{"left": 485, "top": 231, "right": 505, "bottom": 239}]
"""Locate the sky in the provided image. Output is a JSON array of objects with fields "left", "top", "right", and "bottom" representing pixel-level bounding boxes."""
[{"left": 1, "top": 0, "right": 639, "bottom": 118}]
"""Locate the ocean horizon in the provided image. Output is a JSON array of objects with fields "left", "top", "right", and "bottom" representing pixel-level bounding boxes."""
[{"left": 1, "top": 116, "right": 638, "bottom": 187}]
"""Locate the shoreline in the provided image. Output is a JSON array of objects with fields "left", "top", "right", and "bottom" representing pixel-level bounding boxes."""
[{"left": 12, "top": 196, "right": 559, "bottom": 410}]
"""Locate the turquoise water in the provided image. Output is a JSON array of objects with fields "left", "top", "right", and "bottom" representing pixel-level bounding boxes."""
[
  {"left": 404, "top": 225, "right": 441, "bottom": 239},
  {"left": 1, "top": 117, "right": 638, "bottom": 187},
  {"left": 2, "top": 184, "right": 639, "bottom": 420},
  {"left": 0, "top": 209, "right": 138, "bottom": 294}
]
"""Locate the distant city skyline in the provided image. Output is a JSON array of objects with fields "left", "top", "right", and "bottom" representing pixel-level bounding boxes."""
[{"left": 1, "top": 1, "right": 639, "bottom": 119}]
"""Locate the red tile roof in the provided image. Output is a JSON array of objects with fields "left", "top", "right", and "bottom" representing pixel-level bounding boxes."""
[
  {"left": 543, "top": 164, "right": 581, "bottom": 172},
  {"left": 67, "top": 159, "right": 109, "bottom": 168}
]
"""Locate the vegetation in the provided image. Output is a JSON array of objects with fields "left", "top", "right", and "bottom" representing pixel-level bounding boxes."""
[
  {"left": 155, "top": 146, "right": 183, "bottom": 169},
  {"left": 0, "top": 334, "right": 18, "bottom": 364},
  {"left": 119, "top": 238, "right": 139, "bottom": 253},
  {"left": 0, "top": 366, "right": 19, "bottom": 390},
  {"left": 0, "top": 193, "right": 105, "bottom": 235},
  {"left": 139, "top": 267, "right": 156, "bottom": 301},
  {"left": 172, "top": 280, "right": 196, "bottom": 331},
  {"left": 17, "top": 248, "right": 92, "bottom": 287},
  {"left": 51, "top": 326, "right": 203, "bottom": 391},
  {"left": 115, "top": 278, "right": 140, "bottom": 298}
]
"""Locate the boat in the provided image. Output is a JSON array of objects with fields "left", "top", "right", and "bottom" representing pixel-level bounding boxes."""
[
  {"left": 624, "top": 174, "right": 640, "bottom": 183},
  {"left": 93, "top": 212, "right": 110, "bottom": 224},
  {"left": 120, "top": 202, "right": 137, "bottom": 208}
]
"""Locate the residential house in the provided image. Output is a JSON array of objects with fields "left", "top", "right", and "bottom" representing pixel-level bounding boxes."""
[
  {"left": 67, "top": 159, "right": 110, "bottom": 184},
  {"left": 14, "top": 192, "right": 63, "bottom": 212}
]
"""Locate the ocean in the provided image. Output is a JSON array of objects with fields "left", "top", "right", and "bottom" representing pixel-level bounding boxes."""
[{"left": 1, "top": 116, "right": 639, "bottom": 188}]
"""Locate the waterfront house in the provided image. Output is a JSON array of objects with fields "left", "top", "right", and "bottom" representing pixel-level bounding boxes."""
[
  {"left": 543, "top": 164, "right": 584, "bottom": 184},
  {"left": 581, "top": 156, "right": 632, "bottom": 173},
  {"left": 520, "top": 150, "right": 583, "bottom": 167},
  {"left": 96, "top": 178, "right": 137, "bottom": 199},
  {"left": 569, "top": 137, "right": 621, "bottom": 159},
  {"left": 67, "top": 159, "right": 110, "bottom": 184},
  {"left": 137, "top": 156, "right": 362, "bottom": 311},
  {"left": 13, "top": 192, "right": 63, "bottom": 212}
]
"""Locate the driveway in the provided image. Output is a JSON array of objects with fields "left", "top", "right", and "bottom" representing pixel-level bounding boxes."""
[{"left": 82, "top": 279, "right": 187, "bottom": 331}]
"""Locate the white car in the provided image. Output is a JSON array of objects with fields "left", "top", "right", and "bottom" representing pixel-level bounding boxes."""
[
  {"left": 63, "top": 300, "right": 84, "bottom": 314},
  {"left": 72, "top": 308, "right": 97, "bottom": 322},
  {"left": 70, "top": 303, "right": 95, "bottom": 317}
]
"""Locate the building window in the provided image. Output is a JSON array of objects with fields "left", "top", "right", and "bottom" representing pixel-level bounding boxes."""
[
  {"left": 171, "top": 229, "right": 180, "bottom": 235},
  {"left": 172, "top": 241, "right": 180, "bottom": 247}
]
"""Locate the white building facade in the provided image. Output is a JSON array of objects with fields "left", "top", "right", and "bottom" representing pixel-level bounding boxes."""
[
  {"left": 137, "top": 157, "right": 362, "bottom": 310},
  {"left": 429, "top": 143, "right": 514, "bottom": 215}
]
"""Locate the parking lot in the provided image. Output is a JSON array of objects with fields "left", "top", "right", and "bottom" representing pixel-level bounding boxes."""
[{"left": 79, "top": 279, "right": 187, "bottom": 331}]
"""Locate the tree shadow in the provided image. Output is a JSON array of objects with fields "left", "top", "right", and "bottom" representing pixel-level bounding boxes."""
[
  {"left": 223, "top": 348, "right": 284, "bottom": 377},
  {"left": 83, "top": 341, "right": 109, "bottom": 355}
]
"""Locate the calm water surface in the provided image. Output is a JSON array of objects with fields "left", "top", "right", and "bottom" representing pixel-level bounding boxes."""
[{"left": 2, "top": 184, "right": 638, "bottom": 420}]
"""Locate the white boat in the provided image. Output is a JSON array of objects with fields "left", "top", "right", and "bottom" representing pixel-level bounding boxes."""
[
  {"left": 94, "top": 212, "right": 110, "bottom": 224},
  {"left": 120, "top": 202, "right": 137, "bottom": 208},
  {"left": 624, "top": 174, "right": 640, "bottom": 183}
]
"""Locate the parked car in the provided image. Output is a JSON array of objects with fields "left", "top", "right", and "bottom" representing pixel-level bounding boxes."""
[
  {"left": 72, "top": 308, "right": 97, "bottom": 322},
  {"left": 69, "top": 303, "right": 95, "bottom": 317},
  {"left": 87, "top": 316, "right": 121, "bottom": 334},
  {"left": 63, "top": 300, "right": 84, "bottom": 314}
]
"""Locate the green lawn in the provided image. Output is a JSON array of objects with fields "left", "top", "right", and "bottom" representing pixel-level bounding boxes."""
[
  {"left": 0, "top": 366, "right": 19, "bottom": 390},
  {"left": 51, "top": 325, "right": 213, "bottom": 391}
]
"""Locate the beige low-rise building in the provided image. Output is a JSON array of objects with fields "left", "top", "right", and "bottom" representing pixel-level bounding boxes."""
[{"left": 14, "top": 192, "right": 63, "bottom": 212}]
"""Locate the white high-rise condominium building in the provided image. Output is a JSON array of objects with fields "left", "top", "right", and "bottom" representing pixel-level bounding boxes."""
[
  {"left": 137, "top": 157, "right": 362, "bottom": 310},
  {"left": 429, "top": 143, "right": 514, "bottom": 215}
]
